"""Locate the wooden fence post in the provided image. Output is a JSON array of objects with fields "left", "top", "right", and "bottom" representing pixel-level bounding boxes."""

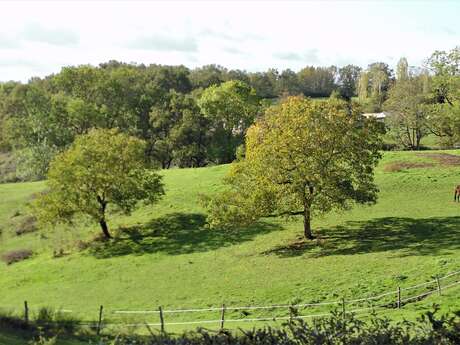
[
  {"left": 159, "top": 306, "right": 165, "bottom": 333},
  {"left": 220, "top": 304, "right": 226, "bottom": 330},
  {"left": 97, "top": 305, "right": 104, "bottom": 335},
  {"left": 24, "top": 301, "right": 29, "bottom": 326},
  {"left": 436, "top": 276, "right": 442, "bottom": 296},
  {"left": 397, "top": 287, "right": 401, "bottom": 309}
]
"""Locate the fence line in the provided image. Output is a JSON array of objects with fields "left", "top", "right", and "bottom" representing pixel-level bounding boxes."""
[
  {"left": 3, "top": 269, "right": 459, "bottom": 330},
  {"left": 439, "top": 269, "right": 460, "bottom": 280},
  {"left": 100, "top": 298, "right": 425, "bottom": 329},
  {"left": 399, "top": 279, "right": 436, "bottom": 292},
  {"left": 113, "top": 301, "right": 341, "bottom": 315},
  {"left": 110, "top": 269, "right": 460, "bottom": 316}
]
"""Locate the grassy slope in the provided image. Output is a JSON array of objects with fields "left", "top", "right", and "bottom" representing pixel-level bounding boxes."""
[{"left": 1, "top": 151, "right": 460, "bottom": 335}]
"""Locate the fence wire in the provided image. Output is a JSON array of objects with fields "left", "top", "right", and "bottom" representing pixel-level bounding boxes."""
[{"left": 2, "top": 269, "right": 459, "bottom": 330}]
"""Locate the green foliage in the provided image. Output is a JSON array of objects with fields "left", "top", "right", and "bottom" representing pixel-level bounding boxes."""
[
  {"left": 426, "top": 47, "right": 460, "bottom": 105},
  {"left": 198, "top": 80, "right": 260, "bottom": 164},
  {"left": 33, "top": 129, "right": 164, "bottom": 238},
  {"left": 338, "top": 64, "right": 361, "bottom": 100},
  {"left": 358, "top": 63, "right": 394, "bottom": 111},
  {"left": 427, "top": 103, "right": 460, "bottom": 146},
  {"left": 424, "top": 47, "right": 460, "bottom": 146},
  {"left": 297, "top": 66, "right": 337, "bottom": 98},
  {"left": 204, "top": 97, "right": 383, "bottom": 239},
  {"left": 384, "top": 73, "right": 432, "bottom": 149},
  {"left": 148, "top": 91, "right": 208, "bottom": 168}
]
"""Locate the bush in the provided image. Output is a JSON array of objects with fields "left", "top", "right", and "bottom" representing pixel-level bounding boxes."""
[
  {"left": 1, "top": 249, "right": 33, "bottom": 265},
  {"left": 0, "top": 152, "right": 20, "bottom": 183},
  {"left": 98, "top": 306, "right": 460, "bottom": 345},
  {"left": 15, "top": 215, "right": 38, "bottom": 236}
]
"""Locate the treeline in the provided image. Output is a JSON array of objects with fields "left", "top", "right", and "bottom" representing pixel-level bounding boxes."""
[
  {"left": 0, "top": 47, "right": 459, "bottom": 180},
  {"left": 0, "top": 62, "right": 361, "bottom": 180}
]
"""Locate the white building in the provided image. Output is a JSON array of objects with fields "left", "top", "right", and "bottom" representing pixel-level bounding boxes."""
[{"left": 362, "top": 112, "right": 386, "bottom": 121}]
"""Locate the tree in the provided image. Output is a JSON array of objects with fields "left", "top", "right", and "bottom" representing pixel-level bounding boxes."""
[
  {"left": 203, "top": 97, "right": 382, "bottom": 240},
  {"left": 368, "top": 62, "right": 393, "bottom": 109},
  {"left": 148, "top": 91, "right": 208, "bottom": 168},
  {"left": 426, "top": 47, "right": 460, "bottom": 105},
  {"left": 338, "top": 65, "right": 361, "bottom": 100},
  {"left": 358, "top": 71, "right": 369, "bottom": 102},
  {"left": 298, "top": 66, "right": 337, "bottom": 97},
  {"left": 33, "top": 129, "right": 164, "bottom": 239},
  {"left": 198, "top": 80, "right": 259, "bottom": 164},
  {"left": 396, "top": 57, "right": 409, "bottom": 81},
  {"left": 424, "top": 47, "right": 460, "bottom": 145},
  {"left": 248, "top": 71, "right": 278, "bottom": 99},
  {"left": 189, "top": 64, "right": 226, "bottom": 89},
  {"left": 276, "top": 69, "right": 301, "bottom": 96},
  {"left": 384, "top": 74, "right": 431, "bottom": 149}
]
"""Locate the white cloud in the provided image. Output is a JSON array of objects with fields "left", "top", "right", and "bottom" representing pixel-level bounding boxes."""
[
  {"left": 127, "top": 34, "right": 198, "bottom": 52},
  {"left": 20, "top": 23, "right": 79, "bottom": 46},
  {"left": 0, "top": 34, "right": 20, "bottom": 49}
]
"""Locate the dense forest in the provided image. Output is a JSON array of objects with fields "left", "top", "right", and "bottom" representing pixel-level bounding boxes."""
[{"left": 0, "top": 46, "right": 459, "bottom": 181}]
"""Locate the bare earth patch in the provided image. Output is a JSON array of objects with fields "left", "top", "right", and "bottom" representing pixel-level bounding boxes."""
[
  {"left": 417, "top": 152, "right": 460, "bottom": 166},
  {"left": 383, "top": 162, "right": 434, "bottom": 172},
  {"left": 384, "top": 153, "right": 460, "bottom": 172}
]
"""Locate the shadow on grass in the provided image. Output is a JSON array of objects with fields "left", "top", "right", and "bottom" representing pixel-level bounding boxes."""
[
  {"left": 89, "top": 212, "right": 279, "bottom": 258},
  {"left": 264, "top": 216, "right": 460, "bottom": 258}
]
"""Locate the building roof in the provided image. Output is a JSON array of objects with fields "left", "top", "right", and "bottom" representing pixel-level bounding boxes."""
[{"left": 362, "top": 112, "right": 386, "bottom": 120}]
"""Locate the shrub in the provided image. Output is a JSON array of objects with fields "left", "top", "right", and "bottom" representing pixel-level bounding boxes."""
[
  {"left": 96, "top": 306, "right": 460, "bottom": 345},
  {"left": 1, "top": 249, "right": 33, "bottom": 265},
  {"left": 15, "top": 215, "right": 38, "bottom": 236}
]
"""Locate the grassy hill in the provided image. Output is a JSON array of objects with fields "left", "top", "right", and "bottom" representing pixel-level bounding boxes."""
[{"left": 1, "top": 150, "right": 460, "bottom": 337}]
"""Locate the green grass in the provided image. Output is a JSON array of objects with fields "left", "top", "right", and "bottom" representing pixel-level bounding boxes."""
[{"left": 1, "top": 150, "right": 460, "bottom": 337}]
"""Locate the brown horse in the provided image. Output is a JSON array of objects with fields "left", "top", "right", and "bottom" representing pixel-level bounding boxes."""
[{"left": 454, "top": 185, "right": 460, "bottom": 201}]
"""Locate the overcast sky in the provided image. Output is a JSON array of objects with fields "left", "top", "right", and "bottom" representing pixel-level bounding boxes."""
[{"left": 0, "top": 0, "right": 459, "bottom": 82}]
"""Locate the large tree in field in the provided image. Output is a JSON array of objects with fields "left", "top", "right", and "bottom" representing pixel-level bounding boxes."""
[
  {"left": 203, "top": 97, "right": 383, "bottom": 240},
  {"left": 34, "top": 129, "right": 164, "bottom": 239}
]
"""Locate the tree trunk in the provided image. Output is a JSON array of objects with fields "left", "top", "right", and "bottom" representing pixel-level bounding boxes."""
[
  {"left": 99, "top": 219, "right": 112, "bottom": 239},
  {"left": 303, "top": 206, "right": 314, "bottom": 240}
]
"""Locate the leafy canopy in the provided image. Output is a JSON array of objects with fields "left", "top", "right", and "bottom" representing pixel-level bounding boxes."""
[
  {"left": 203, "top": 97, "right": 383, "bottom": 239},
  {"left": 198, "top": 80, "right": 259, "bottom": 164},
  {"left": 384, "top": 74, "right": 431, "bottom": 150},
  {"left": 34, "top": 128, "right": 164, "bottom": 238}
]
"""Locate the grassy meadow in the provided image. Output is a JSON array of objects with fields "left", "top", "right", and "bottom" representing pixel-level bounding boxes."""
[{"left": 1, "top": 150, "right": 460, "bottom": 338}]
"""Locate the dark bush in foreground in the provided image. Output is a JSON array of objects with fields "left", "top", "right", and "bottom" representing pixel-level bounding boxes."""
[
  {"left": 1, "top": 249, "right": 33, "bottom": 265},
  {"left": 99, "top": 308, "right": 460, "bottom": 345}
]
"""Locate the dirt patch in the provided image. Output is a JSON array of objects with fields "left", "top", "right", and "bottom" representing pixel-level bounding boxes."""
[
  {"left": 417, "top": 152, "right": 460, "bottom": 166},
  {"left": 1, "top": 249, "right": 33, "bottom": 265},
  {"left": 383, "top": 161, "right": 435, "bottom": 172}
]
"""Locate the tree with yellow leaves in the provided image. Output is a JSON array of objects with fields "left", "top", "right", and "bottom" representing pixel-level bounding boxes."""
[{"left": 203, "top": 97, "right": 383, "bottom": 240}]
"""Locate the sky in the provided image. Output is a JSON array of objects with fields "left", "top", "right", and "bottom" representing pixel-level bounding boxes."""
[{"left": 0, "top": 0, "right": 459, "bottom": 82}]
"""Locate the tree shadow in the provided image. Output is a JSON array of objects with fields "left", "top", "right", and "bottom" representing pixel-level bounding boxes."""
[
  {"left": 264, "top": 216, "right": 460, "bottom": 258},
  {"left": 88, "top": 212, "right": 279, "bottom": 259}
]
